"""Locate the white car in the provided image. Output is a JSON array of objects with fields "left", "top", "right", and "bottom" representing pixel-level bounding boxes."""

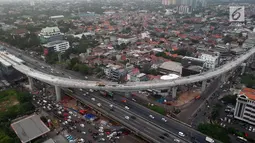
[
  {"left": 89, "top": 89, "right": 94, "bottom": 92},
  {"left": 91, "top": 98, "right": 95, "bottom": 101},
  {"left": 249, "top": 126, "right": 252, "bottom": 131},
  {"left": 80, "top": 124, "right": 85, "bottom": 128},
  {"left": 99, "top": 133, "right": 104, "bottom": 136},
  {"left": 161, "top": 118, "right": 167, "bottom": 122},
  {"left": 125, "top": 106, "right": 130, "bottom": 110},
  {"left": 125, "top": 116, "right": 130, "bottom": 120},
  {"left": 79, "top": 88, "right": 83, "bottom": 91},
  {"left": 178, "top": 132, "right": 185, "bottom": 137},
  {"left": 82, "top": 131, "right": 86, "bottom": 134},
  {"left": 149, "top": 115, "right": 155, "bottom": 119},
  {"left": 83, "top": 93, "right": 86, "bottom": 96},
  {"left": 174, "top": 138, "right": 181, "bottom": 142},
  {"left": 97, "top": 103, "right": 102, "bottom": 107}
]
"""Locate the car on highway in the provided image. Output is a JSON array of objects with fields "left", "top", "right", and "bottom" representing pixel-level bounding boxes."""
[
  {"left": 131, "top": 116, "right": 136, "bottom": 120},
  {"left": 125, "top": 116, "right": 130, "bottom": 120},
  {"left": 149, "top": 115, "right": 155, "bottom": 119},
  {"left": 159, "top": 135, "right": 165, "bottom": 139},
  {"left": 174, "top": 138, "right": 181, "bottom": 142},
  {"left": 161, "top": 118, "right": 167, "bottom": 122},
  {"left": 125, "top": 106, "right": 130, "bottom": 110},
  {"left": 80, "top": 124, "right": 85, "bottom": 128},
  {"left": 82, "top": 131, "right": 86, "bottom": 135},
  {"left": 178, "top": 132, "right": 185, "bottom": 137},
  {"left": 97, "top": 103, "right": 102, "bottom": 107},
  {"left": 163, "top": 133, "right": 169, "bottom": 137},
  {"left": 91, "top": 98, "right": 96, "bottom": 101}
]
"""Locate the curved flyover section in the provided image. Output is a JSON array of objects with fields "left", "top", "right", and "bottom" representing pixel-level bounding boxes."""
[{"left": 12, "top": 48, "right": 255, "bottom": 91}]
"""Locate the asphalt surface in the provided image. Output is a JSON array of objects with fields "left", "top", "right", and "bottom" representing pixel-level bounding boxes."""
[
  {"left": 27, "top": 60, "right": 202, "bottom": 143},
  {"left": 24, "top": 61, "right": 188, "bottom": 143},
  {"left": 2, "top": 43, "right": 254, "bottom": 91},
  {"left": 3, "top": 45, "right": 224, "bottom": 143}
]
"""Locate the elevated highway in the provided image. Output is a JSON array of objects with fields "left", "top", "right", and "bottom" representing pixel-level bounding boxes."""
[{"left": 1, "top": 47, "right": 254, "bottom": 92}]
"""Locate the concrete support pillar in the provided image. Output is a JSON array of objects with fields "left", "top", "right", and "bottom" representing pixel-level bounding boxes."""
[
  {"left": 55, "top": 86, "right": 61, "bottom": 102},
  {"left": 28, "top": 76, "right": 34, "bottom": 91},
  {"left": 241, "top": 63, "right": 246, "bottom": 75},
  {"left": 172, "top": 87, "right": 178, "bottom": 99},
  {"left": 125, "top": 92, "right": 131, "bottom": 98},
  {"left": 201, "top": 80, "right": 207, "bottom": 92},
  {"left": 221, "top": 73, "right": 226, "bottom": 83}
]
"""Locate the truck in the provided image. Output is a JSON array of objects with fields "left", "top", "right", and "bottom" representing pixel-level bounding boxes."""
[{"left": 205, "top": 137, "right": 214, "bottom": 143}]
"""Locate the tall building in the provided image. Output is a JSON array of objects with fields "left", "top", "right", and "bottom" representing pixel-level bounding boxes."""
[
  {"left": 180, "top": 0, "right": 207, "bottom": 8},
  {"left": 162, "top": 0, "right": 177, "bottom": 5},
  {"left": 234, "top": 88, "right": 255, "bottom": 126}
]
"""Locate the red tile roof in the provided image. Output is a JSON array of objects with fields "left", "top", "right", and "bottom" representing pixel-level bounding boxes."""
[{"left": 240, "top": 88, "right": 255, "bottom": 101}]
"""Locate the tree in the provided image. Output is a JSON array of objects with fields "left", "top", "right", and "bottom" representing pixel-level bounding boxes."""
[
  {"left": 198, "top": 123, "right": 230, "bottom": 143},
  {"left": 17, "top": 92, "right": 32, "bottom": 103},
  {"left": 171, "top": 49, "right": 192, "bottom": 56},
  {"left": 241, "top": 74, "right": 255, "bottom": 88},
  {"left": 72, "top": 63, "right": 80, "bottom": 71},
  {"left": 78, "top": 64, "right": 90, "bottom": 75},
  {"left": 221, "top": 95, "right": 237, "bottom": 105},
  {"left": 211, "top": 103, "right": 222, "bottom": 120},
  {"left": 45, "top": 52, "right": 58, "bottom": 64}
]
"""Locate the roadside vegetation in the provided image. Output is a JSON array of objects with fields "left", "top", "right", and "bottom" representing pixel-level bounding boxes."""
[
  {"left": 241, "top": 74, "right": 255, "bottom": 88},
  {"left": 198, "top": 123, "right": 255, "bottom": 143},
  {"left": 198, "top": 123, "right": 230, "bottom": 143},
  {"left": 0, "top": 89, "right": 35, "bottom": 143},
  {"left": 147, "top": 104, "right": 166, "bottom": 115}
]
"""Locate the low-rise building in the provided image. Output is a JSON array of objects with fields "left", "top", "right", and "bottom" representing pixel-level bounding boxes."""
[
  {"left": 117, "top": 37, "right": 137, "bottom": 45},
  {"left": 198, "top": 52, "right": 220, "bottom": 69},
  {"left": 104, "top": 64, "right": 127, "bottom": 81},
  {"left": 159, "top": 61, "right": 182, "bottom": 75},
  {"left": 43, "top": 40, "right": 70, "bottom": 53},
  {"left": 39, "top": 27, "right": 62, "bottom": 38},
  {"left": 234, "top": 88, "right": 255, "bottom": 126}
]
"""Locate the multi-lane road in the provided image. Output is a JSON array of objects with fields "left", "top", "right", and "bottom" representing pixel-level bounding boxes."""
[
  {"left": 3, "top": 41, "right": 255, "bottom": 91},
  {"left": 31, "top": 64, "right": 189, "bottom": 143},
  {"left": 5, "top": 47, "right": 220, "bottom": 143},
  {"left": 15, "top": 51, "right": 189, "bottom": 143}
]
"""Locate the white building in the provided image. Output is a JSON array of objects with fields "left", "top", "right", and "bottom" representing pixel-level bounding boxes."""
[
  {"left": 72, "top": 32, "right": 95, "bottom": 39},
  {"left": 177, "top": 5, "right": 191, "bottom": 14},
  {"left": 198, "top": 52, "right": 220, "bottom": 69},
  {"left": 39, "top": 27, "right": 62, "bottom": 38},
  {"left": 49, "top": 15, "right": 64, "bottom": 20},
  {"left": 117, "top": 37, "right": 137, "bottom": 45},
  {"left": 234, "top": 88, "right": 255, "bottom": 126},
  {"left": 43, "top": 40, "right": 70, "bottom": 53}
]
